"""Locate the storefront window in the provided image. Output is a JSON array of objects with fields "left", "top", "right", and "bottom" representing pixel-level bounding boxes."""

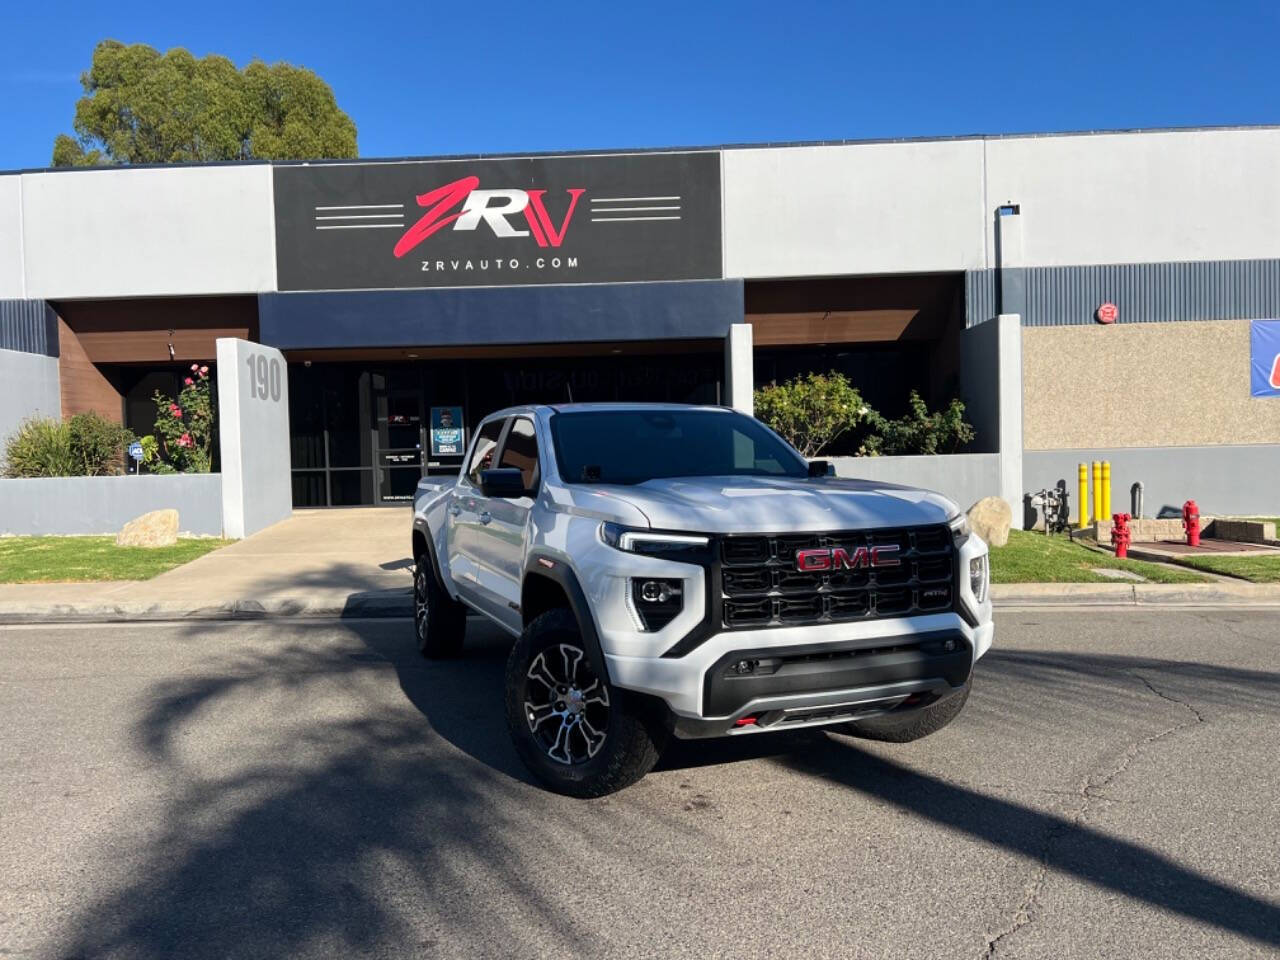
[{"left": 287, "top": 350, "right": 721, "bottom": 507}]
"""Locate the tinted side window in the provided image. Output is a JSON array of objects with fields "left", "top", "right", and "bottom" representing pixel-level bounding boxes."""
[
  {"left": 498, "top": 418, "right": 539, "bottom": 490},
  {"left": 466, "top": 419, "right": 505, "bottom": 486}
]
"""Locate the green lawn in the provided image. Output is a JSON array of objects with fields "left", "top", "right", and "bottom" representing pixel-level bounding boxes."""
[
  {"left": 989, "top": 529, "right": 1209, "bottom": 584},
  {"left": 1172, "top": 554, "right": 1280, "bottom": 583},
  {"left": 0, "top": 536, "right": 230, "bottom": 583}
]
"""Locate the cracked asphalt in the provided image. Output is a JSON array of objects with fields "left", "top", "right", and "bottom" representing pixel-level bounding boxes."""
[{"left": 2, "top": 610, "right": 1278, "bottom": 959}]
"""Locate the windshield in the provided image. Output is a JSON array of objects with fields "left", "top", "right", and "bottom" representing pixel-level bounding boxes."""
[{"left": 549, "top": 409, "right": 807, "bottom": 485}]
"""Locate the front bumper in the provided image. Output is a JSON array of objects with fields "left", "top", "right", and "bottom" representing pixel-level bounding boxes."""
[{"left": 606, "top": 611, "right": 992, "bottom": 733}]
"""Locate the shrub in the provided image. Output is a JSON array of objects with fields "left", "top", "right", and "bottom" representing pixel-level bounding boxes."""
[
  {"left": 68, "top": 412, "right": 135, "bottom": 476},
  {"left": 138, "top": 434, "right": 175, "bottom": 474},
  {"left": 3, "top": 414, "right": 135, "bottom": 477},
  {"left": 3, "top": 418, "right": 77, "bottom": 477},
  {"left": 152, "top": 363, "right": 216, "bottom": 473},
  {"left": 753, "top": 372, "right": 872, "bottom": 458},
  {"left": 862, "top": 391, "right": 975, "bottom": 456}
]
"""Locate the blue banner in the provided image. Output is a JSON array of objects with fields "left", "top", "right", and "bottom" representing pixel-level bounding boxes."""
[{"left": 1251, "top": 320, "right": 1280, "bottom": 397}]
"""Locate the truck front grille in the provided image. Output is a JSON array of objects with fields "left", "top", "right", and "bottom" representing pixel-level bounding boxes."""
[{"left": 718, "top": 525, "right": 955, "bottom": 630}]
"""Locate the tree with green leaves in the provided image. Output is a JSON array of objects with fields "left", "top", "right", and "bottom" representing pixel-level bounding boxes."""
[
  {"left": 52, "top": 40, "right": 357, "bottom": 167},
  {"left": 753, "top": 371, "right": 872, "bottom": 458}
]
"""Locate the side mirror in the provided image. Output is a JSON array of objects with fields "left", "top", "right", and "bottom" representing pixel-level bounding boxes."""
[
  {"left": 808, "top": 460, "right": 834, "bottom": 478},
  {"left": 479, "top": 467, "right": 528, "bottom": 498}
]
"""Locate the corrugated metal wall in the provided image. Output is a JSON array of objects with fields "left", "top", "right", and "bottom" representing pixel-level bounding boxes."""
[
  {"left": 964, "top": 272, "right": 998, "bottom": 327},
  {"left": 0, "top": 300, "right": 57, "bottom": 356},
  {"left": 966, "top": 258, "right": 1280, "bottom": 328}
]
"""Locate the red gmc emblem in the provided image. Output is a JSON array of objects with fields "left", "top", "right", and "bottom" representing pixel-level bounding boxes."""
[{"left": 795, "top": 545, "right": 901, "bottom": 572}]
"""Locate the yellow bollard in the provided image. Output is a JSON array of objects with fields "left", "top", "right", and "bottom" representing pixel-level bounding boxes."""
[
  {"left": 1102, "top": 461, "right": 1111, "bottom": 521},
  {"left": 1092, "top": 461, "right": 1102, "bottom": 525},
  {"left": 1077, "top": 463, "right": 1088, "bottom": 528}
]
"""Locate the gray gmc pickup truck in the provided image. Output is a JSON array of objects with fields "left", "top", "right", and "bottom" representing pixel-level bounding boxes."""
[{"left": 411, "top": 403, "right": 992, "bottom": 797}]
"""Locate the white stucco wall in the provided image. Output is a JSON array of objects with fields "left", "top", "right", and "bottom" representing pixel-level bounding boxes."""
[
  {"left": 722, "top": 139, "right": 987, "bottom": 279},
  {"left": 0, "top": 176, "right": 24, "bottom": 299},
  {"left": 216, "top": 338, "right": 292, "bottom": 539},
  {"left": 21, "top": 165, "right": 277, "bottom": 298},
  {"left": 984, "top": 128, "right": 1280, "bottom": 268}
]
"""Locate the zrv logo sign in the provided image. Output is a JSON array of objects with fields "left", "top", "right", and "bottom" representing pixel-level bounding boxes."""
[
  {"left": 795, "top": 544, "right": 901, "bottom": 572},
  {"left": 392, "top": 176, "right": 584, "bottom": 256},
  {"left": 272, "top": 152, "right": 721, "bottom": 291}
]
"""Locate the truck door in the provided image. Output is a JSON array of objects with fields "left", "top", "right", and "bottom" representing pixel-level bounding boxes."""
[
  {"left": 446, "top": 417, "right": 505, "bottom": 611},
  {"left": 478, "top": 416, "right": 541, "bottom": 634}
]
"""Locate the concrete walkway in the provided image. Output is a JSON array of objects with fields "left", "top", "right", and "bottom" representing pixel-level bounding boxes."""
[{"left": 0, "top": 508, "right": 415, "bottom": 621}]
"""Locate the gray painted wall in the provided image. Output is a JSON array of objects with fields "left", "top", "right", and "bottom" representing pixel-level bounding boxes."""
[
  {"left": 1024, "top": 445, "right": 1280, "bottom": 521},
  {"left": 0, "top": 474, "right": 223, "bottom": 536},
  {"left": 0, "top": 347, "right": 60, "bottom": 450},
  {"left": 831, "top": 454, "right": 1002, "bottom": 514}
]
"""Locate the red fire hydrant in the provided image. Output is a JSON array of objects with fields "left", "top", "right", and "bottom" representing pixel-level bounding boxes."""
[
  {"left": 1112, "top": 513, "right": 1132, "bottom": 558},
  {"left": 1183, "top": 500, "right": 1201, "bottom": 547}
]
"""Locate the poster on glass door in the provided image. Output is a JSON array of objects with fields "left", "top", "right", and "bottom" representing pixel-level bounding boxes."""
[{"left": 430, "top": 407, "right": 466, "bottom": 456}]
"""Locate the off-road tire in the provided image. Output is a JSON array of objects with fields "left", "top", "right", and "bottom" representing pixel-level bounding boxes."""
[
  {"left": 414, "top": 551, "right": 467, "bottom": 659},
  {"left": 842, "top": 680, "right": 971, "bottom": 743},
  {"left": 505, "top": 608, "right": 664, "bottom": 798}
]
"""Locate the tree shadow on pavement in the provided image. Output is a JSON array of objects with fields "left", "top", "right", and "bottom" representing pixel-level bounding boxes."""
[
  {"left": 778, "top": 737, "right": 1280, "bottom": 949},
  {"left": 776, "top": 646, "right": 1280, "bottom": 951},
  {"left": 47, "top": 622, "right": 582, "bottom": 959}
]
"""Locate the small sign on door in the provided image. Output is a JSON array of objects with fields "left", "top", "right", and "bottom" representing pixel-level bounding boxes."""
[{"left": 430, "top": 407, "right": 466, "bottom": 456}]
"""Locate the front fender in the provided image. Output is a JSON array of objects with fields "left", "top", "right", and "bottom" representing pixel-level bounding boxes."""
[{"left": 414, "top": 480, "right": 460, "bottom": 601}]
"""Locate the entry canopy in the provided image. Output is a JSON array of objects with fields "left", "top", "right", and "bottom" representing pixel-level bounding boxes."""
[{"left": 257, "top": 279, "right": 743, "bottom": 351}]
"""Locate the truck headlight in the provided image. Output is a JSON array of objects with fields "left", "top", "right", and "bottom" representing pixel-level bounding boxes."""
[
  {"left": 600, "top": 522, "right": 709, "bottom": 557},
  {"left": 969, "top": 555, "right": 988, "bottom": 604}
]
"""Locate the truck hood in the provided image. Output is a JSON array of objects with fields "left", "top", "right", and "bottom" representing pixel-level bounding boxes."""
[{"left": 602, "top": 475, "right": 959, "bottom": 534}]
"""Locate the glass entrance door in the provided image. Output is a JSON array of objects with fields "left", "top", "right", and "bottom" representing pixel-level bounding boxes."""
[{"left": 373, "top": 374, "right": 425, "bottom": 504}]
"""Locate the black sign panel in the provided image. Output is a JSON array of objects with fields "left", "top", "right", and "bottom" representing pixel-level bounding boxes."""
[{"left": 273, "top": 152, "right": 721, "bottom": 291}]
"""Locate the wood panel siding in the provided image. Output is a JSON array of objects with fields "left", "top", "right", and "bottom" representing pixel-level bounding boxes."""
[
  {"left": 57, "top": 317, "right": 123, "bottom": 422},
  {"left": 745, "top": 275, "right": 961, "bottom": 345},
  {"left": 51, "top": 296, "right": 258, "bottom": 364}
]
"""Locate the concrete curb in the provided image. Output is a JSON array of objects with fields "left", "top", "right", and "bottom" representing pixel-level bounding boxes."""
[
  {"left": 0, "top": 593, "right": 413, "bottom": 624},
  {"left": 3, "top": 581, "right": 1280, "bottom": 624},
  {"left": 993, "top": 582, "right": 1280, "bottom": 607}
]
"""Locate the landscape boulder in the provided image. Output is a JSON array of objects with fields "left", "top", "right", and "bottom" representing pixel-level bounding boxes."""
[
  {"left": 116, "top": 509, "right": 179, "bottom": 548},
  {"left": 967, "top": 497, "right": 1012, "bottom": 547}
]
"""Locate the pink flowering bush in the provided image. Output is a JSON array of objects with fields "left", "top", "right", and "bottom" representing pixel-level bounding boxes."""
[{"left": 151, "top": 363, "right": 216, "bottom": 472}]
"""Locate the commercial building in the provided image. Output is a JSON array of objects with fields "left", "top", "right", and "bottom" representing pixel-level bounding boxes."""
[{"left": 2, "top": 125, "right": 1279, "bottom": 519}]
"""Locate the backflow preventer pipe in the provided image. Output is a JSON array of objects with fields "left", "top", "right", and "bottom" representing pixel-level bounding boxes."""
[{"left": 1131, "top": 481, "right": 1144, "bottom": 520}]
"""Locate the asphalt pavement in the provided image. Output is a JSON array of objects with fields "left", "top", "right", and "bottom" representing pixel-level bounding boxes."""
[{"left": 1, "top": 610, "right": 1277, "bottom": 959}]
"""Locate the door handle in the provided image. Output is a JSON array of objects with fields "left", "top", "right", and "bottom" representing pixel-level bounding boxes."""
[{"left": 479, "top": 511, "right": 492, "bottom": 525}]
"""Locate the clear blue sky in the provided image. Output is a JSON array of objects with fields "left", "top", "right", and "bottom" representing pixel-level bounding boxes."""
[{"left": 2, "top": 0, "right": 1277, "bottom": 171}]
